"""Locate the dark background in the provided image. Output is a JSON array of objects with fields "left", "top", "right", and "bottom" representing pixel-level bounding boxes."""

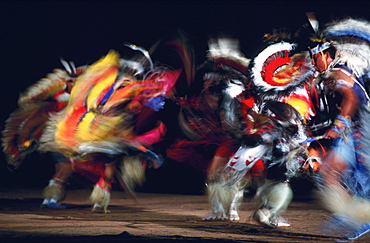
[{"left": 1, "top": 0, "right": 369, "bottom": 195}]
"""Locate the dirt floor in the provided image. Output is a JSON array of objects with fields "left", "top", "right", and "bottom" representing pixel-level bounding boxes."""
[{"left": 1, "top": 188, "right": 369, "bottom": 243}]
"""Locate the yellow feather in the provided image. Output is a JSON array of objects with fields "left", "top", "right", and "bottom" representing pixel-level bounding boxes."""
[
  {"left": 87, "top": 50, "right": 120, "bottom": 73},
  {"left": 54, "top": 110, "right": 77, "bottom": 147},
  {"left": 75, "top": 111, "right": 96, "bottom": 141},
  {"left": 76, "top": 112, "right": 124, "bottom": 142},
  {"left": 68, "top": 50, "right": 120, "bottom": 109},
  {"left": 46, "top": 50, "right": 151, "bottom": 155},
  {"left": 85, "top": 50, "right": 120, "bottom": 109},
  {"left": 86, "top": 68, "right": 119, "bottom": 110}
]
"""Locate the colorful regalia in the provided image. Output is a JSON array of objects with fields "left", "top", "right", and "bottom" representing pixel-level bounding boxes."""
[
  {"left": 37, "top": 48, "right": 181, "bottom": 212},
  {"left": 167, "top": 36, "right": 317, "bottom": 224},
  {"left": 222, "top": 38, "right": 316, "bottom": 227},
  {"left": 308, "top": 17, "right": 370, "bottom": 241}
]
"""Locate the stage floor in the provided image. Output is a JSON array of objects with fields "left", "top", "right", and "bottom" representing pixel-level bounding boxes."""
[{"left": 0, "top": 188, "right": 365, "bottom": 242}]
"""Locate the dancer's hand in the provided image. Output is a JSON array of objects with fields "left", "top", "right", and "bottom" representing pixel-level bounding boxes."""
[{"left": 324, "top": 129, "right": 340, "bottom": 139}]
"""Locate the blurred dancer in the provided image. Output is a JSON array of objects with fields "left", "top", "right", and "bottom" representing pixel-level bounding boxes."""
[{"left": 309, "top": 17, "right": 370, "bottom": 241}]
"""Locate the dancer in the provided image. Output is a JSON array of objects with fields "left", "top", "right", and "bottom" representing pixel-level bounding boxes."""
[
  {"left": 226, "top": 39, "right": 316, "bottom": 227},
  {"left": 2, "top": 40, "right": 186, "bottom": 211},
  {"left": 309, "top": 17, "right": 370, "bottom": 241},
  {"left": 38, "top": 46, "right": 182, "bottom": 212},
  {"left": 167, "top": 36, "right": 316, "bottom": 224},
  {"left": 166, "top": 37, "right": 253, "bottom": 220}
]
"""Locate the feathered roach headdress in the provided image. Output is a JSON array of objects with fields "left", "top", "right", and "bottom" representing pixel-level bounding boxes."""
[{"left": 308, "top": 16, "right": 370, "bottom": 77}]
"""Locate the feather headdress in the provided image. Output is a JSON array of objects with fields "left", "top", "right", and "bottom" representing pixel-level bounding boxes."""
[
  {"left": 250, "top": 41, "right": 314, "bottom": 95},
  {"left": 324, "top": 18, "right": 370, "bottom": 43},
  {"left": 323, "top": 18, "right": 370, "bottom": 77}
]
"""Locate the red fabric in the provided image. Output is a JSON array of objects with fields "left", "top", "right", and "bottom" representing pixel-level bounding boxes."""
[
  {"left": 248, "top": 158, "right": 266, "bottom": 178},
  {"left": 241, "top": 96, "right": 255, "bottom": 112},
  {"left": 96, "top": 177, "right": 112, "bottom": 192},
  {"left": 73, "top": 159, "right": 106, "bottom": 180},
  {"left": 148, "top": 69, "right": 182, "bottom": 94},
  {"left": 214, "top": 139, "right": 239, "bottom": 157}
]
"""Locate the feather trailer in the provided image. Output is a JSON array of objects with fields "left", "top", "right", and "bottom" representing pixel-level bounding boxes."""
[
  {"left": 102, "top": 81, "right": 153, "bottom": 112},
  {"left": 67, "top": 50, "right": 120, "bottom": 110},
  {"left": 88, "top": 69, "right": 181, "bottom": 153},
  {"left": 50, "top": 51, "right": 120, "bottom": 147},
  {"left": 324, "top": 18, "right": 370, "bottom": 43},
  {"left": 84, "top": 55, "right": 119, "bottom": 110},
  {"left": 280, "top": 85, "right": 316, "bottom": 121},
  {"left": 331, "top": 42, "right": 370, "bottom": 77},
  {"left": 250, "top": 41, "right": 315, "bottom": 95},
  {"left": 103, "top": 69, "right": 181, "bottom": 112}
]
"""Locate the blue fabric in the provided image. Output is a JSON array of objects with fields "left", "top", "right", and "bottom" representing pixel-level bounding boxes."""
[
  {"left": 144, "top": 95, "right": 166, "bottom": 111},
  {"left": 331, "top": 132, "right": 356, "bottom": 168},
  {"left": 332, "top": 119, "right": 370, "bottom": 199},
  {"left": 99, "top": 82, "right": 115, "bottom": 105},
  {"left": 346, "top": 165, "right": 370, "bottom": 199},
  {"left": 330, "top": 65, "right": 370, "bottom": 199}
]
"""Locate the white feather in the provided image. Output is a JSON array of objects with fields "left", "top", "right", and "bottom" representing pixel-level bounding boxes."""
[
  {"left": 251, "top": 42, "right": 297, "bottom": 92},
  {"left": 325, "top": 18, "right": 370, "bottom": 43},
  {"left": 332, "top": 42, "right": 370, "bottom": 77},
  {"left": 207, "top": 38, "right": 250, "bottom": 67}
]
